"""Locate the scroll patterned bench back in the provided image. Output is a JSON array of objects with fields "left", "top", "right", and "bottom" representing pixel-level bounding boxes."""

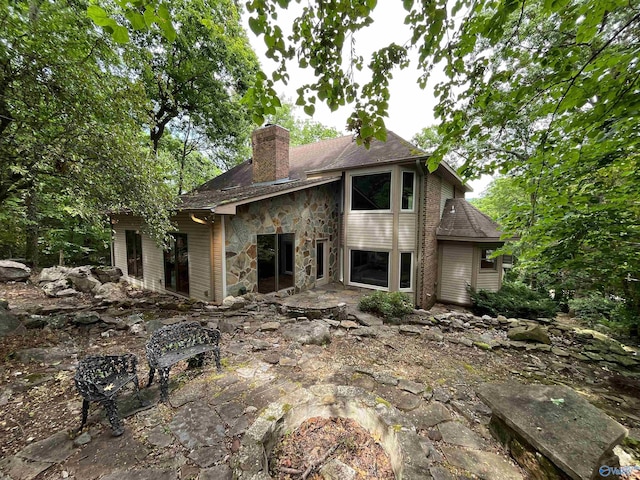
[
  {"left": 146, "top": 322, "right": 220, "bottom": 369},
  {"left": 74, "top": 354, "right": 138, "bottom": 401}
]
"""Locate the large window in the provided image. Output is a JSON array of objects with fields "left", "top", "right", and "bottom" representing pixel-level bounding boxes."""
[
  {"left": 480, "top": 249, "right": 497, "bottom": 270},
  {"left": 164, "top": 233, "right": 189, "bottom": 295},
  {"left": 125, "top": 230, "right": 143, "bottom": 279},
  {"left": 401, "top": 171, "right": 415, "bottom": 211},
  {"left": 351, "top": 172, "right": 391, "bottom": 210},
  {"left": 350, "top": 250, "right": 389, "bottom": 288},
  {"left": 400, "top": 252, "right": 413, "bottom": 289}
]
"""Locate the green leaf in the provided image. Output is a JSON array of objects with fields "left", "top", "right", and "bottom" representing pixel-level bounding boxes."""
[
  {"left": 87, "top": 5, "right": 112, "bottom": 27},
  {"left": 303, "top": 104, "right": 315, "bottom": 116},
  {"left": 125, "top": 11, "right": 146, "bottom": 30},
  {"left": 143, "top": 6, "right": 156, "bottom": 27},
  {"left": 112, "top": 25, "right": 130, "bottom": 44}
]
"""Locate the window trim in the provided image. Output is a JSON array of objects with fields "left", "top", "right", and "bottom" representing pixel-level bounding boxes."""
[
  {"left": 400, "top": 170, "right": 416, "bottom": 212},
  {"left": 348, "top": 248, "right": 390, "bottom": 291},
  {"left": 349, "top": 170, "right": 393, "bottom": 213},
  {"left": 399, "top": 251, "right": 414, "bottom": 291},
  {"left": 480, "top": 248, "right": 498, "bottom": 271}
]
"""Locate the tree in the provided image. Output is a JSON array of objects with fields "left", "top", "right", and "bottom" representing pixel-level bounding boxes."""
[
  {"left": 411, "top": 126, "right": 441, "bottom": 154},
  {"left": 265, "top": 100, "right": 341, "bottom": 146},
  {"left": 0, "top": 0, "right": 175, "bottom": 265},
  {"left": 126, "top": 0, "right": 260, "bottom": 155}
]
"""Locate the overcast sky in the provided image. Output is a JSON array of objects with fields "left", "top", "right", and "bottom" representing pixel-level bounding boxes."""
[{"left": 241, "top": 4, "right": 493, "bottom": 197}]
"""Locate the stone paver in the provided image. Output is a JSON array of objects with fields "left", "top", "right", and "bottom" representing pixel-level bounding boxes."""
[
  {"left": 438, "top": 421, "right": 488, "bottom": 449},
  {"left": 441, "top": 447, "right": 523, "bottom": 480},
  {"left": 169, "top": 403, "right": 227, "bottom": 450}
]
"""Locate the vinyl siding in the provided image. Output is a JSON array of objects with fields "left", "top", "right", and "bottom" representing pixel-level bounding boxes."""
[
  {"left": 398, "top": 214, "right": 417, "bottom": 251},
  {"left": 112, "top": 213, "right": 213, "bottom": 302},
  {"left": 212, "top": 216, "right": 224, "bottom": 302},
  {"left": 439, "top": 243, "right": 473, "bottom": 305},
  {"left": 173, "top": 213, "right": 212, "bottom": 302},
  {"left": 440, "top": 181, "right": 454, "bottom": 218},
  {"left": 346, "top": 213, "right": 394, "bottom": 250}
]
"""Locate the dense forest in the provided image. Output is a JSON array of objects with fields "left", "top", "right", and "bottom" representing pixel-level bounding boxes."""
[{"left": 1, "top": 0, "right": 638, "bottom": 329}]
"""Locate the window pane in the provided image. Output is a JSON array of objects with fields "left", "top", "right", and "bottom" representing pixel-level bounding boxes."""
[
  {"left": 401, "top": 172, "right": 414, "bottom": 210},
  {"left": 350, "top": 250, "right": 389, "bottom": 288},
  {"left": 400, "top": 252, "right": 412, "bottom": 289},
  {"left": 351, "top": 173, "right": 391, "bottom": 210},
  {"left": 316, "top": 242, "right": 324, "bottom": 279},
  {"left": 126, "top": 230, "right": 143, "bottom": 278},
  {"left": 480, "top": 249, "right": 496, "bottom": 270}
]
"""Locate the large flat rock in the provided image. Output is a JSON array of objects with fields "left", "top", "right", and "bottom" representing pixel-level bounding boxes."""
[{"left": 477, "top": 383, "right": 628, "bottom": 480}]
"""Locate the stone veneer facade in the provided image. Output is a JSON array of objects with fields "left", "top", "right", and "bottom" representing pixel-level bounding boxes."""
[
  {"left": 417, "top": 173, "right": 442, "bottom": 309},
  {"left": 225, "top": 183, "right": 340, "bottom": 296}
]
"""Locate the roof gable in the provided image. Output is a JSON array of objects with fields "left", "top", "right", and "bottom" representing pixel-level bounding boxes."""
[{"left": 437, "top": 198, "right": 504, "bottom": 241}]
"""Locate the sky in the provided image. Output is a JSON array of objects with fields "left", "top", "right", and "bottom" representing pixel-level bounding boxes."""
[{"left": 241, "top": 3, "right": 493, "bottom": 198}]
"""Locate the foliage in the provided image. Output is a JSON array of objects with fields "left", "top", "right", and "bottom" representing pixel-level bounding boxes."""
[
  {"left": 568, "top": 293, "right": 620, "bottom": 325},
  {"left": 265, "top": 100, "right": 341, "bottom": 146},
  {"left": 470, "top": 283, "right": 558, "bottom": 320},
  {"left": 124, "top": 0, "right": 259, "bottom": 156},
  {"left": 358, "top": 291, "right": 414, "bottom": 320},
  {"left": 411, "top": 126, "right": 441, "bottom": 154}
]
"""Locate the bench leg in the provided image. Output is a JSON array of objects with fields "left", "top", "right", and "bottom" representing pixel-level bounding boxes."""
[
  {"left": 214, "top": 346, "right": 222, "bottom": 372},
  {"left": 147, "top": 367, "right": 155, "bottom": 388},
  {"left": 158, "top": 367, "right": 171, "bottom": 404},
  {"left": 77, "top": 399, "right": 90, "bottom": 433},
  {"left": 102, "top": 399, "right": 124, "bottom": 437},
  {"left": 131, "top": 375, "right": 146, "bottom": 406}
]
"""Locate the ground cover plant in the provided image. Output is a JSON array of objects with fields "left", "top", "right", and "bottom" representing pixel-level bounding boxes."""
[{"left": 470, "top": 282, "right": 558, "bottom": 319}]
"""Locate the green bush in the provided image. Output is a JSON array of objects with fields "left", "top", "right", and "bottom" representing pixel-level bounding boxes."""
[
  {"left": 358, "top": 291, "right": 414, "bottom": 319},
  {"left": 568, "top": 293, "right": 618, "bottom": 324},
  {"left": 470, "top": 282, "right": 558, "bottom": 319}
]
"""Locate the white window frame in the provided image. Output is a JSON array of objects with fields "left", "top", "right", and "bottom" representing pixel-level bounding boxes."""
[
  {"left": 348, "top": 248, "right": 390, "bottom": 291},
  {"left": 480, "top": 248, "right": 498, "bottom": 271},
  {"left": 399, "top": 251, "right": 414, "bottom": 291},
  {"left": 349, "top": 170, "right": 393, "bottom": 213},
  {"left": 400, "top": 170, "right": 416, "bottom": 213}
]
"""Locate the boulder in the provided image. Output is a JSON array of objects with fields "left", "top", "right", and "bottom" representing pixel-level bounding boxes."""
[
  {"left": 90, "top": 266, "right": 123, "bottom": 284},
  {"left": 94, "top": 282, "right": 126, "bottom": 302},
  {"left": 282, "top": 320, "right": 331, "bottom": 346},
  {"left": 37, "top": 266, "right": 70, "bottom": 284},
  {"left": 67, "top": 266, "right": 101, "bottom": 293},
  {"left": 0, "top": 260, "right": 31, "bottom": 282},
  {"left": 41, "top": 279, "right": 73, "bottom": 297},
  {"left": 507, "top": 325, "right": 551, "bottom": 344},
  {"left": 0, "top": 305, "right": 22, "bottom": 337}
]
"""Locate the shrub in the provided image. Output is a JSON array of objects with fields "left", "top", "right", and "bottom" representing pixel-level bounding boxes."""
[
  {"left": 470, "top": 282, "right": 558, "bottom": 319},
  {"left": 568, "top": 293, "right": 618, "bottom": 324},
  {"left": 358, "top": 291, "right": 414, "bottom": 319}
]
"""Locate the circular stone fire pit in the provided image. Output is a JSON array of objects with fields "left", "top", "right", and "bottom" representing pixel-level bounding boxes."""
[{"left": 232, "top": 384, "right": 430, "bottom": 480}]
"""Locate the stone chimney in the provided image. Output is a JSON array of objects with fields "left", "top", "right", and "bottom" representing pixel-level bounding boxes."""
[{"left": 252, "top": 124, "right": 290, "bottom": 184}]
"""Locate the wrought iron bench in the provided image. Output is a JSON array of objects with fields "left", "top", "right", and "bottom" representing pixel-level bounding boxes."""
[
  {"left": 74, "top": 354, "right": 143, "bottom": 436},
  {"left": 145, "top": 322, "right": 221, "bottom": 403}
]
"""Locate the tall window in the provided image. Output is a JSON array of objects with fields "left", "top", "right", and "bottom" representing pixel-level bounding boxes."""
[
  {"left": 164, "top": 233, "right": 189, "bottom": 295},
  {"left": 350, "top": 250, "right": 389, "bottom": 288},
  {"left": 400, "top": 252, "right": 413, "bottom": 289},
  {"left": 351, "top": 172, "right": 391, "bottom": 210},
  {"left": 125, "top": 230, "right": 143, "bottom": 278},
  {"left": 401, "top": 171, "right": 415, "bottom": 211},
  {"left": 480, "top": 249, "right": 497, "bottom": 270}
]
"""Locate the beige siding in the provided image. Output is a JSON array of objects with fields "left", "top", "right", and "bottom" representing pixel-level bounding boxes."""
[
  {"left": 398, "top": 214, "right": 417, "bottom": 251},
  {"left": 112, "top": 214, "right": 164, "bottom": 294},
  {"left": 439, "top": 243, "right": 473, "bottom": 305},
  {"left": 212, "top": 216, "right": 224, "bottom": 302},
  {"left": 476, "top": 271, "right": 501, "bottom": 292},
  {"left": 173, "top": 213, "right": 212, "bottom": 302},
  {"left": 346, "top": 213, "right": 393, "bottom": 250},
  {"left": 440, "top": 180, "right": 454, "bottom": 218},
  {"left": 112, "top": 213, "right": 213, "bottom": 303}
]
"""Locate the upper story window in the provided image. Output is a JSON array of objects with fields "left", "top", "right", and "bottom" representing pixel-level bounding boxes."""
[
  {"left": 480, "top": 249, "right": 497, "bottom": 270},
  {"left": 125, "top": 230, "right": 143, "bottom": 278},
  {"left": 351, "top": 172, "right": 391, "bottom": 210},
  {"left": 401, "top": 171, "right": 415, "bottom": 211}
]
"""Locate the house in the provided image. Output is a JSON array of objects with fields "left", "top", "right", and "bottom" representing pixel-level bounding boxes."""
[{"left": 110, "top": 124, "right": 505, "bottom": 308}]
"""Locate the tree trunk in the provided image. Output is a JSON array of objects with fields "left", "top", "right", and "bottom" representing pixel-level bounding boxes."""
[{"left": 24, "top": 186, "right": 39, "bottom": 268}]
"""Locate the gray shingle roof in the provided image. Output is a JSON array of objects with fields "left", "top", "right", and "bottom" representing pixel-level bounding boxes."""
[
  {"left": 180, "top": 130, "right": 467, "bottom": 211},
  {"left": 437, "top": 199, "right": 504, "bottom": 242}
]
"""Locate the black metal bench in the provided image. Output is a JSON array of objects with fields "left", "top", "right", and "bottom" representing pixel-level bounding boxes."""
[
  {"left": 74, "top": 354, "right": 143, "bottom": 436},
  {"left": 145, "top": 322, "right": 221, "bottom": 403}
]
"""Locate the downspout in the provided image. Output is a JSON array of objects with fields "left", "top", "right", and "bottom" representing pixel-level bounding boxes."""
[{"left": 221, "top": 215, "right": 227, "bottom": 298}]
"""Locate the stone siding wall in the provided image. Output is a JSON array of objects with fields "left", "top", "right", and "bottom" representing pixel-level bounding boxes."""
[
  {"left": 418, "top": 174, "right": 442, "bottom": 309},
  {"left": 225, "top": 183, "right": 340, "bottom": 296}
]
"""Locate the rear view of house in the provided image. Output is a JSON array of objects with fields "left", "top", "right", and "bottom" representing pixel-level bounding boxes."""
[{"left": 111, "top": 124, "right": 505, "bottom": 307}]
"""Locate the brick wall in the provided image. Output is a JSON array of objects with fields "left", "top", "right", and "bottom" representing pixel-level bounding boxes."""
[
  {"left": 418, "top": 174, "right": 442, "bottom": 308},
  {"left": 252, "top": 125, "right": 290, "bottom": 183}
]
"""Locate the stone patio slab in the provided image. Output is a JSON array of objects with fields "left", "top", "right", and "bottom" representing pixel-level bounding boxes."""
[
  {"left": 441, "top": 446, "right": 523, "bottom": 479},
  {"left": 438, "top": 421, "right": 487, "bottom": 449},
  {"left": 477, "top": 383, "right": 628, "bottom": 480}
]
